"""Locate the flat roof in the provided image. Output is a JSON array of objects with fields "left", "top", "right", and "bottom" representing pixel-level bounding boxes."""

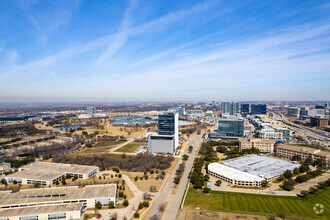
[
  {"left": 208, "top": 163, "right": 263, "bottom": 182},
  {"left": 7, "top": 162, "right": 98, "bottom": 181},
  {"left": 277, "top": 145, "right": 330, "bottom": 157},
  {"left": 239, "top": 138, "right": 275, "bottom": 144},
  {"left": 221, "top": 155, "right": 300, "bottom": 179},
  {"left": 0, "top": 203, "right": 82, "bottom": 217},
  {"left": 0, "top": 184, "right": 116, "bottom": 207}
]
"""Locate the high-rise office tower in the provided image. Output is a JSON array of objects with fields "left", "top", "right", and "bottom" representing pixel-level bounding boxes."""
[
  {"left": 230, "top": 102, "right": 240, "bottom": 115},
  {"left": 148, "top": 112, "right": 179, "bottom": 154},
  {"left": 221, "top": 102, "right": 230, "bottom": 114},
  {"left": 241, "top": 104, "right": 250, "bottom": 114}
]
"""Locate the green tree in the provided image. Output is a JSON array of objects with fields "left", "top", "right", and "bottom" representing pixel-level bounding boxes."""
[
  {"left": 284, "top": 170, "right": 293, "bottom": 179},
  {"left": 174, "top": 177, "right": 181, "bottom": 184},
  {"left": 143, "top": 201, "right": 149, "bottom": 207},
  {"left": 182, "top": 154, "right": 189, "bottom": 160},
  {"left": 138, "top": 202, "right": 143, "bottom": 210},
  {"left": 203, "top": 187, "right": 211, "bottom": 193},
  {"left": 293, "top": 168, "right": 300, "bottom": 175},
  {"left": 133, "top": 212, "right": 139, "bottom": 218},
  {"left": 95, "top": 201, "right": 102, "bottom": 209},
  {"left": 108, "top": 201, "right": 115, "bottom": 209},
  {"left": 123, "top": 199, "right": 129, "bottom": 206},
  {"left": 299, "top": 190, "right": 309, "bottom": 198},
  {"left": 216, "top": 180, "right": 222, "bottom": 186},
  {"left": 188, "top": 145, "right": 193, "bottom": 153},
  {"left": 0, "top": 179, "right": 7, "bottom": 185},
  {"left": 261, "top": 180, "right": 268, "bottom": 187}
]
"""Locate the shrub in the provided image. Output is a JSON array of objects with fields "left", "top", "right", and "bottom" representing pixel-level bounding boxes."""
[
  {"left": 133, "top": 212, "right": 139, "bottom": 218},
  {"left": 123, "top": 199, "right": 129, "bottom": 206},
  {"left": 138, "top": 202, "right": 143, "bottom": 210},
  {"left": 95, "top": 201, "right": 102, "bottom": 209},
  {"left": 108, "top": 201, "right": 115, "bottom": 209}
]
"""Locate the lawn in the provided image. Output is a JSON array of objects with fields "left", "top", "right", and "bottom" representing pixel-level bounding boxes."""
[
  {"left": 75, "top": 141, "right": 124, "bottom": 155},
  {"left": 115, "top": 142, "right": 148, "bottom": 153},
  {"left": 184, "top": 187, "right": 329, "bottom": 219}
]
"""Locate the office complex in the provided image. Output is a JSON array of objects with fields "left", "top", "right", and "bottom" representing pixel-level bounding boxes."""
[
  {"left": 250, "top": 104, "right": 267, "bottom": 115},
  {"left": 221, "top": 102, "right": 240, "bottom": 115},
  {"left": 259, "top": 128, "right": 283, "bottom": 139},
  {"left": 0, "top": 184, "right": 117, "bottom": 220},
  {"left": 276, "top": 128, "right": 291, "bottom": 139},
  {"left": 310, "top": 116, "right": 328, "bottom": 127},
  {"left": 221, "top": 102, "right": 230, "bottom": 114},
  {"left": 0, "top": 162, "right": 11, "bottom": 175},
  {"left": 87, "top": 107, "right": 95, "bottom": 116},
  {"left": 210, "top": 118, "right": 244, "bottom": 139},
  {"left": 208, "top": 155, "right": 299, "bottom": 186},
  {"left": 287, "top": 107, "right": 300, "bottom": 117},
  {"left": 168, "top": 107, "right": 185, "bottom": 116},
  {"left": 148, "top": 112, "right": 179, "bottom": 154},
  {"left": 186, "top": 109, "right": 203, "bottom": 116},
  {"left": 241, "top": 103, "right": 250, "bottom": 114},
  {"left": 230, "top": 102, "right": 240, "bottom": 115},
  {"left": 6, "top": 162, "right": 98, "bottom": 186},
  {"left": 276, "top": 145, "right": 330, "bottom": 167},
  {"left": 239, "top": 138, "right": 275, "bottom": 153}
]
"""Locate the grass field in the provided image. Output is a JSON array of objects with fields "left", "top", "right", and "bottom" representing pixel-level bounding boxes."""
[
  {"left": 114, "top": 142, "right": 148, "bottom": 153},
  {"left": 75, "top": 141, "right": 124, "bottom": 155},
  {"left": 184, "top": 187, "right": 329, "bottom": 219}
]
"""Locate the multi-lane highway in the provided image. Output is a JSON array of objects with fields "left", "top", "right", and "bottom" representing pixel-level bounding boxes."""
[{"left": 271, "top": 111, "right": 330, "bottom": 148}]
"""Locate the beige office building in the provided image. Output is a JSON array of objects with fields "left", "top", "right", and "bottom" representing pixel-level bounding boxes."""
[
  {"left": 6, "top": 162, "right": 98, "bottom": 186},
  {"left": 239, "top": 138, "right": 275, "bottom": 153},
  {"left": 276, "top": 145, "right": 330, "bottom": 167}
]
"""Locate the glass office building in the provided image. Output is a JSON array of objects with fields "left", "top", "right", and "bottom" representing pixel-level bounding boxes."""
[
  {"left": 251, "top": 104, "right": 267, "bottom": 115},
  {"left": 241, "top": 104, "right": 250, "bottom": 114}
]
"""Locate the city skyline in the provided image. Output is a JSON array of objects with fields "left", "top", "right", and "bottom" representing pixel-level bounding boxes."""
[{"left": 1, "top": 0, "right": 330, "bottom": 102}]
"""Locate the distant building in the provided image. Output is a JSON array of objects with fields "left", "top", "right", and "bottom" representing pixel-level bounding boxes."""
[
  {"left": 276, "top": 145, "right": 330, "bottom": 167},
  {"left": 250, "top": 104, "right": 267, "bottom": 115},
  {"left": 210, "top": 118, "right": 244, "bottom": 139},
  {"left": 287, "top": 107, "right": 300, "bottom": 117},
  {"left": 87, "top": 107, "right": 95, "bottom": 116},
  {"left": 230, "top": 102, "right": 240, "bottom": 115},
  {"left": 186, "top": 109, "right": 203, "bottom": 116},
  {"left": 241, "top": 104, "right": 250, "bottom": 114},
  {"left": 310, "top": 116, "right": 328, "bottom": 127},
  {"left": 205, "top": 111, "right": 214, "bottom": 118},
  {"left": 259, "top": 128, "right": 282, "bottom": 140},
  {"left": 239, "top": 138, "right": 275, "bottom": 153},
  {"left": 6, "top": 162, "right": 98, "bottom": 186},
  {"left": 168, "top": 107, "right": 185, "bottom": 116},
  {"left": 221, "top": 102, "right": 230, "bottom": 114},
  {"left": 308, "top": 109, "right": 325, "bottom": 117},
  {"left": 148, "top": 112, "right": 179, "bottom": 154},
  {"left": 0, "top": 162, "right": 11, "bottom": 175},
  {"left": 275, "top": 128, "right": 291, "bottom": 139}
]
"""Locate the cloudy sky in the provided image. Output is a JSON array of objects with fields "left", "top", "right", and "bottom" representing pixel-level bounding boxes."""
[{"left": 0, "top": 0, "right": 329, "bottom": 102}]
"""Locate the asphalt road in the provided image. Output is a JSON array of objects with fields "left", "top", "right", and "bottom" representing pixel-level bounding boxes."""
[{"left": 145, "top": 133, "right": 203, "bottom": 220}]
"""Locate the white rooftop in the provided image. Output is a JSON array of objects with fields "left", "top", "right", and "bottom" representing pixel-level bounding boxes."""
[
  {"left": 208, "top": 163, "right": 263, "bottom": 182},
  {"left": 222, "top": 155, "right": 299, "bottom": 179}
]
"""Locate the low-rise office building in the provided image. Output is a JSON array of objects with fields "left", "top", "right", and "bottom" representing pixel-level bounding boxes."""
[
  {"left": 276, "top": 144, "right": 330, "bottom": 167},
  {"left": 208, "top": 155, "right": 299, "bottom": 186},
  {"left": 0, "top": 162, "right": 11, "bottom": 175},
  {"left": 259, "top": 128, "right": 283, "bottom": 140},
  {"left": 239, "top": 138, "right": 275, "bottom": 153},
  {"left": 0, "top": 184, "right": 117, "bottom": 220},
  {"left": 6, "top": 162, "right": 98, "bottom": 186}
]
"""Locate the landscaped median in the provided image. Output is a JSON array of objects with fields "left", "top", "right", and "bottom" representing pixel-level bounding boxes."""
[{"left": 183, "top": 187, "right": 329, "bottom": 219}]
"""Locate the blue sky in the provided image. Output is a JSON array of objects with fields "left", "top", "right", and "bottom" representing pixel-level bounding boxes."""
[{"left": 0, "top": 0, "right": 330, "bottom": 102}]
